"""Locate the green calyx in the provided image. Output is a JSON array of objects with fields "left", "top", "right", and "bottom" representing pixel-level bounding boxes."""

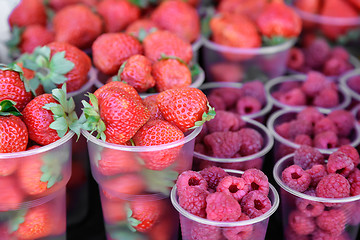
[
  {"left": 6, "top": 25, "right": 24, "bottom": 59},
  {"left": 201, "top": 7, "right": 216, "bottom": 38},
  {"left": 81, "top": 93, "right": 107, "bottom": 142},
  {"left": 337, "top": 29, "right": 360, "bottom": 45},
  {"left": 142, "top": 168, "right": 179, "bottom": 196},
  {"left": 189, "top": 102, "right": 216, "bottom": 130},
  {"left": 42, "top": 84, "right": 82, "bottom": 139},
  {"left": 19, "top": 46, "right": 75, "bottom": 95},
  {"left": 0, "top": 100, "right": 22, "bottom": 117},
  {"left": 262, "top": 36, "right": 288, "bottom": 46},
  {"left": 159, "top": 53, "right": 200, "bottom": 77},
  {"left": 8, "top": 209, "right": 27, "bottom": 233},
  {"left": 126, "top": 206, "right": 141, "bottom": 232},
  {"left": 40, "top": 148, "right": 68, "bottom": 188}
]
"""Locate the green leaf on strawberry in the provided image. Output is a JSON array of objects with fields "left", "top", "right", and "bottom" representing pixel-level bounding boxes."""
[
  {"left": 0, "top": 100, "right": 22, "bottom": 116},
  {"left": 337, "top": 29, "right": 360, "bottom": 45},
  {"left": 8, "top": 209, "right": 27, "bottom": 233},
  {"left": 40, "top": 148, "right": 68, "bottom": 188},
  {"left": 109, "top": 225, "right": 145, "bottom": 240},
  {"left": 201, "top": 7, "right": 216, "bottom": 38},
  {"left": 142, "top": 168, "right": 179, "bottom": 196},
  {"left": 126, "top": 206, "right": 142, "bottom": 232},
  {"left": 262, "top": 36, "right": 288, "bottom": 46},
  {"left": 189, "top": 102, "right": 216, "bottom": 129},
  {"left": 6, "top": 25, "right": 24, "bottom": 59}
]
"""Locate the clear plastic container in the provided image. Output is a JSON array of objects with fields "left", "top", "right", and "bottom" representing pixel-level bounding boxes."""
[
  {"left": 193, "top": 118, "right": 274, "bottom": 171},
  {"left": 202, "top": 37, "right": 296, "bottom": 82},
  {"left": 273, "top": 154, "right": 360, "bottom": 240},
  {"left": 351, "top": 104, "right": 360, "bottom": 125},
  {"left": 340, "top": 68, "right": 360, "bottom": 105},
  {"left": 192, "top": 36, "right": 203, "bottom": 64},
  {"left": 171, "top": 169, "right": 280, "bottom": 240},
  {"left": 267, "top": 108, "right": 360, "bottom": 162},
  {"left": 266, "top": 74, "right": 351, "bottom": 114}
]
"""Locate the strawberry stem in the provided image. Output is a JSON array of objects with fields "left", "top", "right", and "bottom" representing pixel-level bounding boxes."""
[{"left": 189, "top": 102, "right": 216, "bottom": 130}]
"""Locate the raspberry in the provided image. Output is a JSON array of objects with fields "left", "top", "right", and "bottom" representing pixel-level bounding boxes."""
[
  {"left": 207, "top": 94, "right": 226, "bottom": 112},
  {"left": 240, "top": 80, "right": 267, "bottom": 106},
  {"left": 284, "top": 228, "right": 311, "bottom": 240},
  {"left": 331, "top": 46, "right": 350, "bottom": 61},
  {"left": 316, "top": 209, "right": 346, "bottom": 236},
  {"left": 304, "top": 38, "right": 331, "bottom": 69},
  {"left": 275, "top": 122, "right": 290, "bottom": 139},
  {"left": 179, "top": 186, "right": 209, "bottom": 218},
  {"left": 288, "top": 210, "right": 316, "bottom": 235},
  {"left": 297, "top": 107, "right": 324, "bottom": 125},
  {"left": 305, "top": 164, "right": 327, "bottom": 188},
  {"left": 338, "top": 145, "right": 360, "bottom": 166},
  {"left": 312, "top": 229, "right": 349, "bottom": 240},
  {"left": 176, "top": 170, "right": 208, "bottom": 193},
  {"left": 314, "top": 117, "right": 338, "bottom": 135},
  {"left": 240, "top": 190, "right": 271, "bottom": 219},
  {"left": 190, "top": 222, "right": 222, "bottom": 240},
  {"left": 339, "top": 137, "right": 351, "bottom": 146},
  {"left": 206, "top": 192, "right": 242, "bottom": 221},
  {"left": 222, "top": 214, "right": 253, "bottom": 240},
  {"left": 204, "top": 131, "right": 241, "bottom": 158},
  {"left": 316, "top": 173, "right": 350, "bottom": 198},
  {"left": 238, "top": 128, "right": 263, "bottom": 156},
  {"left": 278, "top": 81, "right": 302, "bottom": 92},
  {"left": 313, "top": 88, "right": 339, "bottom": 108},
  {"left": 210, "top": 87, "right": 242, "bottom": 109},
  {"left": 199, "top": 166, "right": 229, "bottom": 190},
  {"left": 206, "top": 110, "right": 245, "bottom": 133},
  {"left": 347, "top": 168, "right": 360, "bottom": 196},
  {"left": 301, "top": 71, "right": 328, "bottom": 97},
  {"left": 313, "top": 131, "right": 338, "bottom": 149},
  {"left": 216, "top": 176, "right": 249, "bottom": 201},
  {"left": 327, "top": 151, "right": 354, "bottom": 177},
  {"left": 288, "top": 120, "right": 313, "bottom": 140},
  {"left": 322, "top": 57, "right": 351, "bottom": 76},
  {"left": 282, "top": 165, "right": 311, "bottom": 192},
  {"left": 236, "top": 96, "right": 262, "bottom": 116},
  {"left": 294, "top": 145, "right": 325, "bottom": 170},
  {"left": 242, "top": 168, "right": 269, "bottom": 195},
  {"left": 327, "top": 110, "right": 355, "bottom": 137},
  {"left": 287, "top": 47, "right": 305, "bottom": 70},
  {"left": 278, "top": 88, "right": 307, "bottom": 106},
  {"left": 296, "top": 189, "right": 325, "bottom": 217},
  {"left": 294, "top": 134, "right": 312, "bottom": 146},
  {"left": 194, "top": 143, "right": 206, "bottom": 155},
  {"left": 347, "top": 76, "right": 360, "bottom": 94}
]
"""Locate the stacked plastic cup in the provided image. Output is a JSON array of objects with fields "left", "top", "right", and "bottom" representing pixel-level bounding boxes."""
[
  {"left": 0, "top": 131, "right": 73, "bottom": 239},
  {"left": 340, "top": 68, "right": 360, "bottom": 108}
]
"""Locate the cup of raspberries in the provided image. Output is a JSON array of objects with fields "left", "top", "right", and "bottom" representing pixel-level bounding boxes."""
[
  {"left": 267, "top": 107, "right": 360, "bottom": 161},
  {"left": 266, "top": 71, "right": 351, "bottom": 113},
  {"left": 340, "top": 68, "right": 360, "bottom": 105},
  {"left": 171, "top": 166, "right": 279, "bottom": 240},
  {"left": 273, "top": 145, "right": 360, "bottom": 240}
]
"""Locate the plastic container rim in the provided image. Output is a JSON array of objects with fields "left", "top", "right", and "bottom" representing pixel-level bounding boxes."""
[{"left": 339, "top": 68, "right": 360, "bottom": 101}]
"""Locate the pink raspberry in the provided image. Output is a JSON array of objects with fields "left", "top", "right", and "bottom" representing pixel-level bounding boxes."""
[
  {"left": 312, "top": 229, "right": 349, "bottom": 240},
  {"left": 313, "top": 87, "right": 339, "bottom": 108},
  {"left": 328, "top": 110, "right": 355, "bottom": 137},
  {"left": 240, "top": 190, "right": 271, "bottom": 219},
  {"left": 236, "top": 96, "right": 262, "bottom": 116},
  {"left": 238, "top": 128, "right": 263, "bottom": 156},
  {"left": 190, "top": 222, "right": 222, "bottom": 240},
  {"left": 331, "top": 46, "right": 350, "bottom": 61},
  {"left": 240, "top": 80, "right": 267, "bottom": 106},
  {"left": 338, "top": 145, "right": 360, "bottom": 166},
  {"left": 207, "top": 94, "right": 226, "bottom": 111},
  {"left": 194, "top": 143, "right": 207, "bottom": 155},
  {"left": 339, "top": 137, "right": 351, "bottom": 146},
  {"left": 288, "top": 120, "right": 313, "bottom": 140},
  {"left": 305, "top": 164, "right": 327, "bottom": 188},
  {"left": 216, "top": 176, "right": 249, "bottom": 201},
  {"left": 297, "top": 107, "right": 324, "bottom": 125},
  {"left": 278, "top": 81, "right": 302, "bottom": 92},
  {"left": 176, "top": 170, "right": 208, "bottom": 193},
  {"left": 347, "top": 76, "right": 360, "bottom": 94},
  {"left": 347, "top": 168, "right": 360, "bottom": 196},
  {"left": 282, "top": 165, "right": 311, "bottom": 192},
  {"left": 222, "top": 214, "right": 253, "bottom": 240},
  {"left": 304, "top": 38, "right": 331, "bottom": 69},
  {"left": 287, "top": 47, "right": 305, "bottom": 70},
  {"left": 178, "top": 186, "right": 209, "bottom": 218},
  {"left": 288, "top": 210, "right": 316, "bottom": 235},
  {"left": 210, "top": 87, "right": 242, "bottom": 109},
  {"left": 314, "top": 117, "right": 338, "bottom": 135},
  {"left": 275, "top": 122, "right": 290, "bottom": 139},
  {"left": 206, "top": 110, "right": 245, "bottom": 133},
  {"left": 301, "top": 71, "right": 328, "bottom": 97},
  {"left": 327, "top": 151, "right": 354, "bottom": 177},
  {"left": 199, "top": 166, "right": 229, "bottom": 191},
  {"left": 294, "top": 145, "right": 325, "bottom": 170},
  {"left": 242, "top": 168, "right": 269, "bottom": 195},
  {"left": 313, "top": 131, "right": 338, "bottom": 149},
  {"left": 322, "top": 57, "right": 351, "bottom": 76},
  {"left": 279, "top": 88, "right": 307, "bottom": 106},
  {"left": 204, "top": 131, "right": 241, "bottom": 158},
  {"left": 296, "top": 189, "right": 325, "bottom": 217},
  {"left": 316, "top": 173, "right": 350, "bottom": 198},
  {"left": 316, "top": 209, "right": 346, "bottom": 236},
  {"left": 284, "top": 228, "right": 311, "bottom": 240},
  {"left": 206, "top": 192, "right": 242, "bottom": 221},
  {"left": 294, "top": 134, "right": 312, "bottom": 146}
]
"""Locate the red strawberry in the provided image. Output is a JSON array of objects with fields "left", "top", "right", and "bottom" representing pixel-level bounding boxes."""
[
  {"left": 94, "top": 81, "right": 143, "bottom": 104},
  {"left": 152, "top": 58, "right": 192, "bottom": 92},
  {"left": 142, "top": 95, "right": 165, "bottom": 121},
  {"left": 96, "top": 0, "right": 141, "bottom": 33},
  {"left": 8, "top": 0, "right": 47, "bottom": 28},
  {"left": 143, "top": 30, "right": 193, "bottom": 64},
  {"left": 47, "top": 0, "right": 81, "bottom": 11},
  {"left": 53, "top": 4, "right": 103, "bottom": 49},
  {"left": 256, "top": 0, "right": 302, "bottom": 38},
  {"left": 0, "top": 176, "right": 24, "bottom": 211},
  {"left": 125, "top": 18, "right": 159, "bottom": 39},
  {"left": 92, "top": 33, "right": 143, "bottom": 75},
  {"left": 294, "top": 0, "right": 321, "bottom": 29},
  {"left": 218, "top": 0, "right": 268, "bottom": 21},
  {"left": 101, "top": 197, "right": 127, "bottom": 224},
  {"left": 118, "top": 54, "right": 155, "bottom": 93},
  {"left": 102, "top": 174, "right": 147, "bottom": 197},
  {"left": 157, "top": 87, "right": 215, "bottom": 132},
  {"left": 19, "top": 25, "right": 55, "bottom": 54},
  {"left": 151, "top": 1, "right": 200, "bottom": 43},
  {"left": 348, "top": 0, "right": 360, "bottom": 10}
]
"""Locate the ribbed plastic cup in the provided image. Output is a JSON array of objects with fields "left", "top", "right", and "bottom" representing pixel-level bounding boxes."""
[
  {"left": 340, "top": 68, "right": 360, "bottom": 108},
  {"left": 171, "top": 169, "right": 280, "bottom": 240},
  {"left": 273, "top": 154, "right": 360, "bottom": 240}
]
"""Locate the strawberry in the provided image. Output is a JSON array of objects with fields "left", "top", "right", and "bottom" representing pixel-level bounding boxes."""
[
  {"left": 19, "top": 25, "right": 55, "bottom": 54},
  {"left": 156, "top": 87, "right": 215, "bottom": 132},
  {"left": 101, "top": 197, "right": 127, "bottom": 224},
  {"left": 96, "top": 0, "right": 141, "bottom": 33},
  {"left": 102, "top": 174, "right": 147, "bottom": 197},
  {"left": 152, "top": 57, "right": 192, "bottom": 92},
  {"left": 0, "top": 176, "right": 24, "bottom": 211},
  {"left": 133, "top": 120, "right": 184, "bottom": 170},
  {"left": 151, "top": 1, "right": 200, "bottom": 43},
  {"left": 92, "top": 33, "right": 143, "bottom": 75},
  {"left": 218, "top": 0, "right": 268, "bottom": 21},
  {"left": 142, "top": 95, "right": 164, "bottom": 121},
  {"left": 47, "top": 0, "right": 81, "bottom": 11},
  {"left": 118, "top": 54, "right": 155, "bottom": 93},
  {"left": 53, "top": 4, "right": 103, "bottom": 49},
  {"left": 256, "top": 0, "right": 302, "bottom": 39},
  {"left": 125, "top": 18, "right": 159, "bottom": 39},
  {"left": 8, "top": 0, "right": 47, "bottom": 28},
  {"left": 94, "top": 81, "right": 143, "bottom": 104},
  {"left": 67, "top": 160, "right": 87, "bottom": 188},
  {"left": 348, "top": 0, "right": 360, "bottom": 10},
  {"left": 143, "top": 30, "right": 193, "bottom": 64},
  {"left": 294, "top": 0, "right": 321, "bottom": 14}
]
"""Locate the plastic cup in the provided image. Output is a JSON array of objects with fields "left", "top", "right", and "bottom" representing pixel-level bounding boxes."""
[
  {"left": 193, "top": 118, "right": 274, "bottom": 171},
  {"left": 171, "top": 169, "right": 280, "bottom": 240},
  {"left": 267, "top": 108, "right": 360, "bottom": 162},
  {"left": 265, "top": 74, "right": 351, "bottom": 114},
  {"left": 0, "top": 131, "right": 73, "bottom": 239},
  {"left": 192, "top": 36, "right": 203, "bottom": 64},
  {"left": 273, "top": 154, "right": 360, "bottom": 240},
  {"left": 351, "top": 104, "right": 360, "bottom": 125},
  {"left": 202, "top": 36, "right": 296, "bottom": 82},
  {"left": 340, "top": 68, "right": 360, "bottom": 107}
]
